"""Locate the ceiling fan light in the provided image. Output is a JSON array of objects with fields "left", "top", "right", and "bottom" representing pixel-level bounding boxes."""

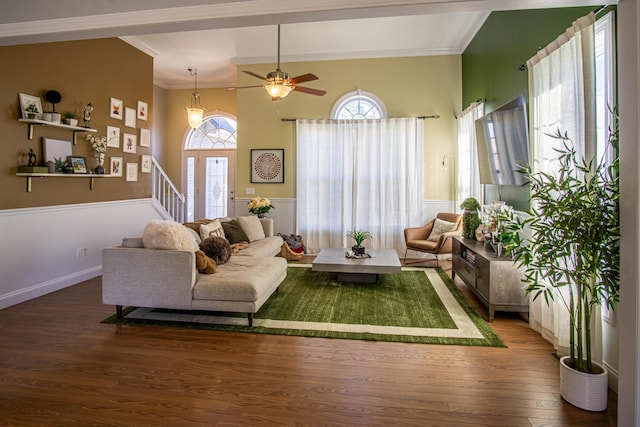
[{"left": 264, "top": 83, "right": 292, "bottom": 99}]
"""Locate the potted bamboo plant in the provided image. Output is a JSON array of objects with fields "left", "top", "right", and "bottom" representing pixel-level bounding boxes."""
[{"left": 505, "top": 116, "right": 619, "bottom": 411}]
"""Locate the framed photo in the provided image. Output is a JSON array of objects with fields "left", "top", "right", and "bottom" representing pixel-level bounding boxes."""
[
  {"left": 137, "top": 101, "right": 148, "bottom": 121},
  {"left": 124, "top": 107, "right": 136, "bottom": 128},
  {"left": 106, "top": 126, "right": 120, "bottom": 148},
  {"left": 126, "top": 162, "right": 138, "bottom": 182},
  {"left": 69, "top": 156, "right": 87, "bottom": 174},
  {"left": 110, "top": 97, "right": 123, "bottom": 120},
  {"left": 139, "top": 128, "right": 151, "bottom": 147},
  {"left": 141, "top": 155, "right": 152, "bottom": 173},
  {"left": 123, "top": 133, "right": 137, "bottom": 153},
  {"left": 251, "top": 149, "right": 284, "bottom": 183},
  {"left": 42, "top": 137, "right": 72, "bottom": 164},
  {"left": 110, "top": 157, "right": 123, "bottom": 176},
  {"left": 19, "top": 93, "right": 43, "bottom": 119}
]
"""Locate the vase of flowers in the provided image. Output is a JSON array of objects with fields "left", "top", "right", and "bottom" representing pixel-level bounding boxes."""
[
  {"left": 247, "top": 197, "right": 274, "bottom": 218},
  {"left": 482, "top": 202, "right": 520, "bottom": 256},
  {"left": 87, "top": 134, "right": 107, "bottom": 174}
]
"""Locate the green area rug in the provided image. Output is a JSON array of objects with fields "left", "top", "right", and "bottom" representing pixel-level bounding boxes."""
[{"left": 102, "top": 265, "right": 504, "bottom": 347}]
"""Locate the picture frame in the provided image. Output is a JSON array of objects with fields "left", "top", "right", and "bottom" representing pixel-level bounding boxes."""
[
  {"left": 126, "top": 162, "right": 138, "bottom": 182},
  {"left": 110, "top": 157, "right": 123, "bottom": 177},
  {"left": 137, "top": 101, "right": 148, "bottom": 121},
  {"left": 69, "top": 156, "right": 87, "bottom": 174},
  {"left": 124, "top": 107, "right": 136, "bottom": 128},
  {"left": 42, "top": 137, "right": 72, "bottom": 164},
  {"left": 110, "top": 97, "right": 123, "bottom": 120},
  {"left": 141, "top": 155, "right": 152, "bottom": 173},
  {"left": 19, "top": 93, "right": 43, "bottom": 120},
  {"left": 139, "top": 128, "right": 151, "bottom": 147},
  {"left": 123, "top": 133, "right": 137, "bottom": 153},
  {"left": 106, "top": 126, "right": 120, "bottom": 148},
  {"left": 251, "top": 149, "right": 284, "bottom": 183}
]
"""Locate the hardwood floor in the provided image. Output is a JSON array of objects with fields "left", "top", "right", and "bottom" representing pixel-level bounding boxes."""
[{"left": 0, "top": 259, "right": 617, "bottom": 426}]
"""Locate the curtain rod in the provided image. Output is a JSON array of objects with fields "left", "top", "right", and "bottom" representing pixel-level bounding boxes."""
[
  {"left": 518, "top": 7, "right": 606, "bottom": 72},
  {"left": 280, "top": 115, "right": 440, "bottom": 122}
]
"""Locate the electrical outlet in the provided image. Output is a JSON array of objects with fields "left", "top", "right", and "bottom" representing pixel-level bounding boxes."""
[
  {"left": 76, "top": 248, "right": 88, "bottom": 258},
  {"left": 246, "top": 187, "right": 255, "bottom": 195}
]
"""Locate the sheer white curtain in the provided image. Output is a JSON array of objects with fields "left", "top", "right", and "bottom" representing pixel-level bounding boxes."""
[
  {"left": 526, "top": 12, "right": 596, "bottom": 356},
  {"left": 456, "top": 101, "right": 484, "bottom": 209},
  {"left": 297, "top": 118, "right": 424, "bottom": 254}
]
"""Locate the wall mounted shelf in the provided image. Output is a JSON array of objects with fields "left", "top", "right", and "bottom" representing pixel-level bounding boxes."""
[
  {"left": 18, "top": 119, "right": 97, "bottom": 143},
  {"left": 16, "top": 172, "right": 117, "bottom": 192}
]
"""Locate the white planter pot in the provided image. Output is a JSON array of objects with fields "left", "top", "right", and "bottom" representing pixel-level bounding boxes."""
[{"left": 559, "top": 356, "right": 608, "bottom": 411}]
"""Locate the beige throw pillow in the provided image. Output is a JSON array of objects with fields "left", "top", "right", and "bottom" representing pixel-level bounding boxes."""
[
  {"left": 237, "top": 215, "right": 265, "bottom": 242},
  {"left": 427, "top": 218, "right": 458, "bottom": 242},
  {"left": 199, "top": 218, "right": 225, "bottom": 241}
]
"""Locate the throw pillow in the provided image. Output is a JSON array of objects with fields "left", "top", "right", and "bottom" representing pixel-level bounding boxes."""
[
  {"left": 200, "top": 236, "right": 232, "bottom": 265},
  {"left": 199, "top": 218, "right": 225, "bottom": 241},
  {"left": 237, "top": 215, "right": 266, "bottom": 242},
  {"left": 220, "top": 219, "right": 250, "bottom": 244},
  {"left": 427, "top": 218, "right": 458, "bottom": 242},
  {"left": 142, "top": 220, "right": 200, "bottom": 251},
  {"left": 195, "top": 250, "right": 216, "bottom": 274}
]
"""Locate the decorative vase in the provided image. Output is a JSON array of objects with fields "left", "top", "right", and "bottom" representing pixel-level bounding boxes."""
[
  {"left": 94, "top": 155, "right": 105, "bottom": 175},
  {"left": 257, "top": 213, "right": 266, "bottom": 218},
  {"left": 559, "top": 356, "right": 608, "bottom": 411}
]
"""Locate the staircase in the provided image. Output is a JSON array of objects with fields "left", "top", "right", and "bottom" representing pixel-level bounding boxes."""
[{"left": 151, "top": 157, "right": 185, "bottom": 223}]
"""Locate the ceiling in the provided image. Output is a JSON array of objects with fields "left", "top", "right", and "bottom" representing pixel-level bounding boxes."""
[
  {"left": 0, "top": 0, "right": 611, "bottom": 90},
  {"left": 121, "top": 12, "right": 489, "bottom": 89}
]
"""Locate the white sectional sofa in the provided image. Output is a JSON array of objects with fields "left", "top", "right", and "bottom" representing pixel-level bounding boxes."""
[{"left": 102, "top": 218, "right": 286, "bottom": 326}]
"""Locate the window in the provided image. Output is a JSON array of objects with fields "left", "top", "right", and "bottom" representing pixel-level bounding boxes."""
[
  {"left": 331, "top": 90, "right": 387, "bottom": 120},
  {"left": 185, "top": 113, "right": 237, "bottom": 149},
  {"left": 594, "top": 12, "right": 616, "bottom": 164}
]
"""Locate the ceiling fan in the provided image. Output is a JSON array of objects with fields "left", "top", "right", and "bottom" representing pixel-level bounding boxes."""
[{"left": 233, "top": 25, "right": 326, "bottom": 101}]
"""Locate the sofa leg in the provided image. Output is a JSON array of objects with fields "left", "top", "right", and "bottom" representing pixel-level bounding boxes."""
[
  {"left": 116, "top": 305, "right": 123, "bottom": 319},
  {"left": 248, "top": 313, "right": 254, "bottom": 327}
]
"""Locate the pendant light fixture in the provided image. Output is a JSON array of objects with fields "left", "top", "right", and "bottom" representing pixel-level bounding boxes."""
[{"left": 185, "top": 68, "right": 205, "bottom": 128}]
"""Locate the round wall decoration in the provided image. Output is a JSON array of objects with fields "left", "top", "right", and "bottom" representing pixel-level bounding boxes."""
[
  {"left": 254, "top": 153, "right": 281, "bottom": 180},
  {"left": 251, "top": 149, "right": 284, "bottom": 183}
]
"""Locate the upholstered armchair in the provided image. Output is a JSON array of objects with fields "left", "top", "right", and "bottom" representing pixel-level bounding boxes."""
[{"left": 403, "top": 212, "right": 463, "bottom": 267}]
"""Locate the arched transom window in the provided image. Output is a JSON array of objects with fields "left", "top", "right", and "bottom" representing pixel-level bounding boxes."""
[
  {"left": 186, "top": 113, "right": 237, "bottom": 149},
  {"left": 331, "top": 90, "right": 387, "bottom": 120}
]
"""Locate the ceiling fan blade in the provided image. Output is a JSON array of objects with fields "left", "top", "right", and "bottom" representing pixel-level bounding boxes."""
[
  {"left": 289, "top": 73, "right": 318, "bottom": 85},
  {"left": 293, "top": 86, "right": 326, "bottom": 96},
  {"left": 242, "top": 70, "right": 268, "bottom": 81}
]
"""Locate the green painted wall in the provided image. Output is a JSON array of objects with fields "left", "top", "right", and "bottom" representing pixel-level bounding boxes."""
[
  {"left": 462, "top": 7, "right": 595, "bottom": 112},
  {"left": 462, "top": 7, "right": 595, "bottom": 210}
]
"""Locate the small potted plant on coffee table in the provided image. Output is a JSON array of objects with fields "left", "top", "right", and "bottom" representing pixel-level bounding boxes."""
[{"left": 347, "top": 230, "right": 372, "bottom": 255}]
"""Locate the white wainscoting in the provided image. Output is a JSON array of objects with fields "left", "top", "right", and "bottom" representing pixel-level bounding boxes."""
[
  {"left": 0, "top": 198, "right": 163, "bottom": 309},
  {"left": 235, "top": 197, "right": 456, "bottom": 255},
  {"left": 1, "top": 198, "right": 457, "bottom": 309}
]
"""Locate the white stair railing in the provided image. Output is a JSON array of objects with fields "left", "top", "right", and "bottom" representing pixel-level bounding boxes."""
[{"left": 151, "top": 157, "right": 185, "bottom": 223}]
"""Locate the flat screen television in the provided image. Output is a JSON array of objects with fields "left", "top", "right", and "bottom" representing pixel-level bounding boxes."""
[{"left": 475, "top": 94, "right": 530, "bottom": 186}]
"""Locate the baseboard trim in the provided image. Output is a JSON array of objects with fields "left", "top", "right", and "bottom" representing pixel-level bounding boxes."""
[
  {"left": 603, "top": 360, "right": 619, "bottom": 392},
  {"left": 0, "top": 266, "right": 102, "bottom": 310}
]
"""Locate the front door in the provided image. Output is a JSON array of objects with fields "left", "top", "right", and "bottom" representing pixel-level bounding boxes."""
[{"left": 184, "top": 150, "right": 235, "bottom": 221}]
